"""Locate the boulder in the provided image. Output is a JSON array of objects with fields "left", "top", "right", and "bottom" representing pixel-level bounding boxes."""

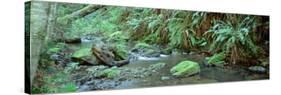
[
  {"left": 71, "top": 48, "right": 97, "bottom": 65},
  {"left": 170, "top": 61, "right": 200, "bottom": 77}
]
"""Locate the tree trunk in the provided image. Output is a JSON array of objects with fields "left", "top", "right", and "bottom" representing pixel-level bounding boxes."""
[
  {"left": 44, "top": 3, "right": 58, "bottom": 43},
  {"left": 27, "top": 1, "right": 50, "bottom": 88},
  {"left": 58, "top": 5, "right": 103, "bottom": 25}
]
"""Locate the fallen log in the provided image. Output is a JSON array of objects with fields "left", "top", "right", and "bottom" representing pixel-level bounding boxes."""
[
  {"left": 91, "top": 47, "right": 129, "bottom": 67},
  {"left": 58, "top": 5, "right": 104, "bottom": 24}
]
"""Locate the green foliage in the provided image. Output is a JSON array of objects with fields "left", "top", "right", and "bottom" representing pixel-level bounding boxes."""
[
  {"left": 32, "top": 71, "right": 77, "bottom": 93},
  {"left": 109, "top": 31, "right": 128, "bottom": 41},
  {"left": 206, "top": 52, "right": 226, "bottom": 65},
  {"left": 112, "top": 44, "right": 129, "bottom": 60},
  {"left": 108, "top": 31, "right": 129, "bottom": 60},
  {"left": 205, "top": 16, "right": 260, "bottom": 63},
  {"left": 59, "top": 83, "right": 77, "bottom": 92},
  {"left": 166, "top": 11, "right": 206, "bottom": 48},
  {"left": 134, "top": 42, "right": 152, "bottom": 49}
]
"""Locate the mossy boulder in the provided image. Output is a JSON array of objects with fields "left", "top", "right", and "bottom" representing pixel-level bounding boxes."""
[
  {"left": 72, "top": 48, "right": 92, "bottom": 58},
  {"left": 71, "top": 48, "right": 97, "bottom": 65},
  {"left": 170, "top": 61, "right": 200, "bottom": 77}
]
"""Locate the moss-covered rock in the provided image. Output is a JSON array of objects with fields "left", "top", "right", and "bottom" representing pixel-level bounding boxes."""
[
  {"left": 71, "top": 48, "right": 97, "bottom": 65},
  {"left": 98, "top": 66, "right": 121, "bottom": 79},
  {"left": 170, "top": 60, "right": 200, "bottom": 77},
  {"left": 72, "top": 48, "right": 92, "bottom": 58}
]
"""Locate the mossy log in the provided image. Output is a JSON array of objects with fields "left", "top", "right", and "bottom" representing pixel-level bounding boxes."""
[{"left": 58, "top": 5, "right": 104, "bottom": 24}]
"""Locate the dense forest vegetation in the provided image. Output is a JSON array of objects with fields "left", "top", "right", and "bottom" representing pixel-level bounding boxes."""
[{"left": 26, "top": 1, "right": 269, "bottom": 94}]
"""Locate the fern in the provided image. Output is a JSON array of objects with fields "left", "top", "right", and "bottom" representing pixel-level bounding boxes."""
[{"left": 205, "top": 16, "right": 260, "bottom": 64}]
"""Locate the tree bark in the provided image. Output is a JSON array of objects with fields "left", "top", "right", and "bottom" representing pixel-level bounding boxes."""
[
  {"left": 91, "top": 47, "right": 129, "bottom": 67},
  {"left": 44, "top": 3, "right": 58, "bottom": 43},
  {"left": 28, "top": 1, "right": 50, "bottom": 87}
]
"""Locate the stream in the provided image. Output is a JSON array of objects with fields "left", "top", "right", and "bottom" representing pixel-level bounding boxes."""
[
  {"left": 59, "top": 37, "right": 269, "bottom": 92},
  {"left": 113, "top": 54, "right": 268, "bottom": 89}
]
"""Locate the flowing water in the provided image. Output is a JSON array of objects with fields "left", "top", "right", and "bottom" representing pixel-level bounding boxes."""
[
  {"left": 64, "top": 39, "right": 269, "bottom": 91},
  {"left": 109, "top": 54, "right": 268, "bottom": 89}
]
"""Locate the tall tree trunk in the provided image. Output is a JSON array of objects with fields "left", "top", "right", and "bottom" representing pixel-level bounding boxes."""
[
  {"left": 44, "top": 3, "right": 58, "bottom": 43},
  {"left": 27, "top": 1, "right": 50, "bottom": 88}
]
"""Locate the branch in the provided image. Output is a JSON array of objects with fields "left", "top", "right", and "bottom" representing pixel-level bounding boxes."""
[{"left": 58, "top": 5, "right": 103, "bottom": 24}]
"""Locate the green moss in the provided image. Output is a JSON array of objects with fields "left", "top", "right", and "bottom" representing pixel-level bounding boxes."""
[
  {"left": 72, "top": 48, "right": 92, "bottom": 58},
  {"left": 170, "top": 60, "right": 200, "bottom": 77}
]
